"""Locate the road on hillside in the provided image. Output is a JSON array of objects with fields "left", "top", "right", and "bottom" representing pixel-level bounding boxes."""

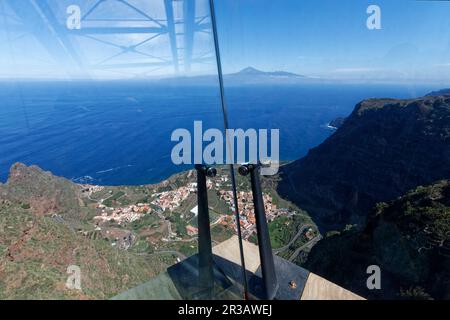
[
  {"left": 288, "top": 235, "right": 323, "bottom": 262},
  {"left": 273, "top": 224, "right": 315, "bottom": 254},
  {"left": 139, "top": 250, "right": 187, "bottom": 261}
]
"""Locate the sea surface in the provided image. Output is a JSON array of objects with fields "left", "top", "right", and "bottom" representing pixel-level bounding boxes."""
[{"left": 0, "top": 81, "right": 440, "bottom": 185}]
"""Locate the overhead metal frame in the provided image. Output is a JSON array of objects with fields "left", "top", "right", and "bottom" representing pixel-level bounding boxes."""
[{"left": 2, "top": 0, "right": 215, "bottom": 77}]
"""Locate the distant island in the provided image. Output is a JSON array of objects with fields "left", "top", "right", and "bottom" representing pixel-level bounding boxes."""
[
  {"left": 158, "top": 66, "right": 309, "bottom": 85},
  {"left": 228, "top": 67, "right": 305, "bottom": 78}
]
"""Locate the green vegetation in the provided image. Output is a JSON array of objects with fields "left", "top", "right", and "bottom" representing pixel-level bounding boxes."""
[
  {"left": 305, "top": 179, "right": 450, "bottom": 300},
  {"left": 211, "top": 224, "right": 234, "bottom": 243},
  {"left": 393, "top": 182, "right": 450, "bottom": 241},
  {"left": 129, "top": 213, "right": 160, "bottom": 231},
  {"left": 399, "top": 287, "right": 433, "bottom": 300},
  {"left": 169, "top": 212, "right": 188, "bottom": 237},
  {"left": 208, "top": 190, "right": 231, "bottom": 216},
  {"left": 0, "top": 203, "right": 169, "bottom": 299},
  {"left": 176, "top": 243, "right": 197, "bottom": 257},
  {"left": 325, "top": 230, "right": 340, "bottom": 238},
  {"left": 20, "top": 203, "right": 30, "bottom": 210},
  {"left": 269, "top": 213, "right": 313, "bottom": 249},
  {"left": 102, "top": 191, "right": 125, "bottom": 207},
  {"left": 269, "top": 216, "right": 292, "bottom": 248}
]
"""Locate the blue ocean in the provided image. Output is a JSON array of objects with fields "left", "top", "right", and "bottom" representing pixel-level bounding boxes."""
[{"left": 0, "top": 81, "right": 438, "bottom": 185}]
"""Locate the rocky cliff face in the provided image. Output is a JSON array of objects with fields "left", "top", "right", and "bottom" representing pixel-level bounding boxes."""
[
  {"left": 328, "top": 117, "right": 346, "bottom": 129},
  {"left": 0, "top": 163, "right": 88, "bottom": 223},
  {"left": 304, "top": 180, "right": 450, "bottom": 300},
  {"left": 277, "top": 93, "right": 450, "bottom": 230},
  {"left": 0, "top": 163, "right": 166, "bottom": 299},
  {"left": 426, "top": 88, "right": 450, "bottom": 96}
]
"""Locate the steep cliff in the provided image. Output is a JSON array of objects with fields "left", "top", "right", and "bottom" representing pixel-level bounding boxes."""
[{"left": 278, "top": 93, "right": 450, "bottom": 229}]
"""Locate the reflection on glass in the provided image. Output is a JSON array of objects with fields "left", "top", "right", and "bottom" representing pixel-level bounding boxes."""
[{"left": 0, "top": 0, "right": 246, "bottom": 300}]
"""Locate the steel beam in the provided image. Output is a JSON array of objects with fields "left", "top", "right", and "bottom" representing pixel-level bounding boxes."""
[
  {"left": 183, "top": 0, "right": 196, "bottom": 72},
  {"left": 68, "top": 26, "right": 167, "bottom": 35},
  {"left": 163, "top": 0, "right": 179, "bottom": 73}
]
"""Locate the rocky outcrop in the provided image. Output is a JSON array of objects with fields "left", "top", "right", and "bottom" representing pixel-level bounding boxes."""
[
  {"left": 0, "top": 163, "right": 86, "bottom": 221},
  {"left": 426, "top": 88, "right": 450, "bottom": 96},
  {"left": 0, "top": 163, "right": 167, "bottom": 299},
  {"left": 328, "top": 117, "right": 346, "bottom": 129}
]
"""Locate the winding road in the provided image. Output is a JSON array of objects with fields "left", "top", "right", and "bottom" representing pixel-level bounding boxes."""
[
  {"left": 288, "top": 235, "right": 322, "bottom": 262},
  {"left": 137, "top": 250, "right": 187, "bottom": 261},
  {"left": 273, "top": 223, "right": 315, "bottom": 254}
]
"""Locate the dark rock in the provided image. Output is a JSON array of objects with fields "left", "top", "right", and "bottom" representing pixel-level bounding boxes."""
[
  {"left": 277, "top": 95, "right": 450, "bottom": 230},
  {"left": 305, "top": 180, "right": 450, "bottom": 300},
  {"left": 328, "top": 117, "right": 346, "bottom": 129}
]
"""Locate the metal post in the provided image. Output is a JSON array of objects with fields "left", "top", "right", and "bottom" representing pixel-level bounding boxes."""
[
  {"left": 195, "top": 164, "right": 215, "bottom": 297},
  {"left": 239, "top": 164, "right": 278, "bottom": 300}
]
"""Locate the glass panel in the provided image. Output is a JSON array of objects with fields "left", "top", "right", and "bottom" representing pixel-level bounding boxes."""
[
  {"left": 215, "top": 0, "right": 450, "bottom": 300},
  {"left": 0, "top": 0, "right": 244, "bottom": 300}
]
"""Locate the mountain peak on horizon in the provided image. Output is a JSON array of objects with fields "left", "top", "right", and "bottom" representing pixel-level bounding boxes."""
[
  {"left": 234, "top": 67, "right": 304, "bottom": 78},
  {"left": 237, "top": 67, "right": 265, "bottom": 74}
]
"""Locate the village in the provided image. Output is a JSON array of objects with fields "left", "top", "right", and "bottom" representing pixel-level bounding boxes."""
[
  {"left": 150, "top": 181, "right": 199, "bottom": 212},
  {"left": 85, "top": 171, "right": 294, "bottom": 246},
  {"left": 178, "top": 173, "right": 294, "bottom": 241},
  {"left": 93, "top": 203, "right": 151, "bottom": 225},
  {"left": 217, "top": 189, "right": 291, "bottom": 240}
]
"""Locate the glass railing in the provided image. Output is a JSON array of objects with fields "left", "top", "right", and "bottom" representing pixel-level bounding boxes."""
[{"left": 1, "top": 0, "right": 449, "bottom": 301}]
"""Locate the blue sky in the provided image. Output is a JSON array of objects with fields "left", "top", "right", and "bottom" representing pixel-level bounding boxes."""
[
  {"left": 0, "top": 0, "right": 450, "bottom": 82},
  {"left": 215, "top": 0, "right": 450, "bottom": 81}
]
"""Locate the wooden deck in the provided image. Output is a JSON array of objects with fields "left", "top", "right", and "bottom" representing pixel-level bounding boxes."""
[{"left": 213, "top": 236, "right": 364, "bottom": 300}]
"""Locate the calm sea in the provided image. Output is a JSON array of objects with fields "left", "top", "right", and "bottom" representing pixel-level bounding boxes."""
[{"left": 0, "top": 81, "right": 438, "bottom": 185}]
